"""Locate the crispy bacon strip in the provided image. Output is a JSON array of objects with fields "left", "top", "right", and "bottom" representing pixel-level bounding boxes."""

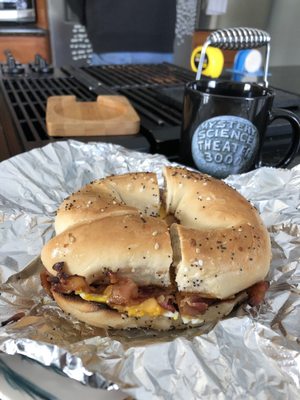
[
  {"left": 138, "top": 285, "right": 174, "bottom": 299},
  {"left": 41, "top": 268, "right": 101, "bottom": 296},
  {"left": 44, "top": 265, "right": 176, "bottom": 311},
  {"left": 246, "top": 281, "right": 269, "bottom": 306},
  {"left": 43, "top": 261, "right": 270, "bottom": 316},
  {"left": 107, "top": 276, "right": 176, "bottom": 309},
  {"left": 157, "top": 294, "right": 176, "bottom": 312},
  {"left": 40, "top": 269, "right": 53, "bottom": 297},
  {"left": 52, "top": 274, "right": 93, "bottom": 294},
  {"left": 107, "top": 277, "right": 139, "bottom": 305},
  {"left": 177, "top": 293, "right": 215, "bottom": 316},
  {"left": 107, "top": 271, "right": 119, "bottom": 284}
]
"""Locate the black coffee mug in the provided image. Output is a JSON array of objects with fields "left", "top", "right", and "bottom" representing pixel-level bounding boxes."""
[{"left": 181, "top": 80, "right": 300, "bottom": 178}]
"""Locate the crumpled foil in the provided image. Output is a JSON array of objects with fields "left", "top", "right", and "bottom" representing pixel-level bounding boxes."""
[{"left": 0, "top": 140, "right": 299, "bottom": 399}]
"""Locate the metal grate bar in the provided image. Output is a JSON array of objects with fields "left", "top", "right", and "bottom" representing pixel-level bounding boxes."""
[
  {"left": 18, "top": 80, "right": 48, "bottom": 139},
  {"left": 121, "top": 64, "right": 179, "bottom": 86},
  {"left": 0, "top": 63, "right": 195, "bottom": 159},
  {"left": 145, "top": 87, "right": 182, "bottom": 119},
  {"left": 55, "top": 78, "right": 96, "bottom": 100},
  {"left": 81, "top": 63, "right": 194, "bottom": 89},
  {"left": 121, "top": 63, "right": 194, "bottom": 85},
  {"left": 120, "top": 88, "right": 182, "bottom": 126},
  {"left": 3, "top": 79, "right": 43, "bottom": 142},
  {"left": 1, "top": 77, "right": 96, "bottom": 145},
  {"left": 82, "top": 65, "right": 134, "bottom": 87}
]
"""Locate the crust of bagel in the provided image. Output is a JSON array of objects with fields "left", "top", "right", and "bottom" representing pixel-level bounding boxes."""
[
  {"left": 170, "top": 216, "right": 271, "bottom": 299},
  {"left": 163, "top": 166, "right": 260, "bottom": 230},
  {"left": 55, "top": 172, "right": 160, "bottom": 234},
  {"left": 42, "top": 213, "right": 173, "bottom": 287},
  {"left": 51, "top": 290, "right": 247, "bottom": 330},
  {"left": 163, "top": 166, "right": 271, "bottom": 298},
  {"left": 55, "top": 191, "right": 138, "bottom": 235}
]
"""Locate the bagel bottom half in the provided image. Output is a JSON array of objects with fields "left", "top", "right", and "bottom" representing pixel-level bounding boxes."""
[{"left": 51, "top": 289, "right": 247, "bottom": 330}]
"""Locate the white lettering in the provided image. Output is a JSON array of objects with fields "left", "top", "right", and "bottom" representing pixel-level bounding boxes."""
[
  {"left": 222, "top": 141, "right": 231, "bottom": 152},
  {"left": 206, "top": 129, "right": 215, "bottom": 138},
  {"left": 231, "top": 143, "right": 238, "bottom": 151},
  {"left": 247, "top": 135, "right": 254, "bottom": 145},
  {"left": 207, "top": 120, "right": 217, "bottom": 129},
  {"left": 203, "top": 140, "right": 212, "bottom": 150},
  {"left": 212, "top": 140, "right": 221, "bottom": 151},
  {"left": 231, "top": 130, "right": 241, "bottom": 140},
  {"left": 197, "top": 130, "right": 207, "bottom": 140},
  {"left": 220, "top": 128, "right": 230, "bottom": 138},
  {"left": 204, "top": 152, "right": 213, "bottom": 162},
  {"left": 198, "top": 140, "right": 205, "bottom": 150},
  {"left": 240, "top": 133, "right": 248, "bottom": 143},
  {"left": 216, "top": 121, "right": 227, "bottom": 129},
  {"left": 224, "top": 154, "right": 233, "bottom": 165}
]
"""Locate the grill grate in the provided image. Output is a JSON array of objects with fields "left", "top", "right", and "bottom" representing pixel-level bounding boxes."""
[
  {"left": 2, "top": 63, "right": 298, "bottom": 165},
  {"left": 118, "top": 87, "right": 182, "bottom": 128},
  {"left": 0, "top": 64, "right": 192, "bottom": 159},
  {"left": 1, "top": 77, "right": 96, "bottom": 148},
  {"left": 77, "top": 63, "right": 190, "bottom": 152},
  {"left": 81, "top": 63, "right": 194, "bottom": 89}
]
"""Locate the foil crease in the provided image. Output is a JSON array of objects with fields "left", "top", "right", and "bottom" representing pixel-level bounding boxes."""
[{"left": 0, "top": 140, "right": 299, "bottom": 399}]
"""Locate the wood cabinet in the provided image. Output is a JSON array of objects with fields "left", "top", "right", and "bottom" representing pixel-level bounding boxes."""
[{"left": 0, "top": 35, "right": 50, "bottom": 63}]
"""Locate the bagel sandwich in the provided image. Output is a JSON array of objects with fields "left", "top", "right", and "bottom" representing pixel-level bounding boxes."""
[{"left": 40, "top": 167, "right": 271, "bottom": 330}]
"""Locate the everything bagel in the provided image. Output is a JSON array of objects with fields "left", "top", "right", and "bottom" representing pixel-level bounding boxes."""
[{"left": 40, "top": 167, "right": 271, "bottom": 330}]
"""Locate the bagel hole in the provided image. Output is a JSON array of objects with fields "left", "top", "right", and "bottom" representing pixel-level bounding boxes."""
[
  {"left": 169, "top": 225, "right": 182, "bottom": 273},
  {"left": 159, "top": 188, "right": 178, "bottom": 226},
  {"left": 159, "top": 188, "right": 167, "bottom": 217},
  {"left": 161, "top": 172, "right": 170, "bottom": 212}
]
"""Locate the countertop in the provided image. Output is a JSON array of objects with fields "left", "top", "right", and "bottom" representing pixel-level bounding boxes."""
[
  {"left": 268, "top": 65, "right": 300, "bottom": 96},
  {"left": 0, "top": 23, "right": 47, "bottom": 36}
]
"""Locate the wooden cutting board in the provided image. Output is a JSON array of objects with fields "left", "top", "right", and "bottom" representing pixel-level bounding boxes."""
[{"left": 46, "top": 95, "right": 140, "bottom": 136}]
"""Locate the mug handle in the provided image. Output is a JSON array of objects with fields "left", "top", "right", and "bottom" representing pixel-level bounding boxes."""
[{"left": 257, "top": 108, "right": 300, "bottom": 168}]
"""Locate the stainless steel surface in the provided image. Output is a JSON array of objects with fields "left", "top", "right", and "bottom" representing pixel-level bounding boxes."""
[
  {"left": 196, "top": 0, "right": 272, "bottom": 31},
  {"left": 46, "top": 0, "right": 92, "bottom": 67}
]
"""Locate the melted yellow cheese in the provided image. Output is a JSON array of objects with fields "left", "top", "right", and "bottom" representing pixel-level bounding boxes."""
[
  {"left": 78, "top": 292, "right": 108, "bottom": 303},
  {"left": 116, "top": 298, "right": 164, "bottom": 318},
  {"left": 76, "top": 291, "right": 167, "bottom": 318}
]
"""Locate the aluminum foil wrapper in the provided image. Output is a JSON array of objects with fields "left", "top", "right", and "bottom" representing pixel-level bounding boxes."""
[{"left": 0, "top": 140, "right": 299, "bottom": 399}]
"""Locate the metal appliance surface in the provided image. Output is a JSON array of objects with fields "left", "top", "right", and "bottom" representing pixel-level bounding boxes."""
[
  {"left": 0, "top": 59, "right": 194, "bottom": 161},
  {"left": 195, "top": 0, "right": 273, "bottom": 32},
  {"left": 0, "top": 55, "right": 299, "bottom": 167},
  {"left": 0, "top": 0, "right": 35, "bottom": 23},
  {"left": 46, "top": 0, "right": 92, "bottom": 67}
]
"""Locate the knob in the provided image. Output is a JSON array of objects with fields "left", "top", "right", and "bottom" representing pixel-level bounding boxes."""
[
  {"left": 4, "top": 52, "right": 24, "bottom": 74},
  {"left": 30, "top": 54, "right": 53, "bottom": 73}
]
